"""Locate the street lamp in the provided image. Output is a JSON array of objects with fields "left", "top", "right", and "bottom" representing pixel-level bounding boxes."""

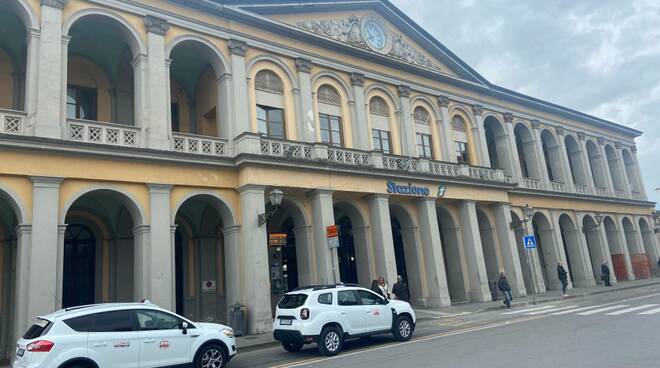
[
  {"left": 523, "top": 204, "right": 534, "bottom": 222},
  {"left": 521, "top": 204, "right": 538, "bottom": 302},
  {"left": 594, "top": 213, "right": 604, "bottom": 228},
  {"left": 258, "top": 188, "right": 284, "bottom": 227}
]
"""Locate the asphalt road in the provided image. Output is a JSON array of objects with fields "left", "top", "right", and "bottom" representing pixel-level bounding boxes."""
[{"left": 229, "top": 285, "right": 660, "bottom": 368}]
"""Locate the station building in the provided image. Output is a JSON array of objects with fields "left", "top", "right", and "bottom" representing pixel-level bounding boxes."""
[{"left": 0, "top": 0, "right": 657, "bottom": 356}]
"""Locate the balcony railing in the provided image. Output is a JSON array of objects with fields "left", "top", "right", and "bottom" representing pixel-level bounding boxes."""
[
  {"left": 260, "top": 137, "right": 314, "bottom": 160},
  {"left": 67, "top": 119, "right": 139, "bottom": 147},
  {"left": 574, "top": 184, "right": 588, "bottom": 194},
  {"left": 327, "top": 147, "right": 370, "bottom": 167},
  {"left": 550, "top": 181, "right": 566, "bottom": 192},
  {"left": 0, "top": 109, "right": 26, "bottom": 135},
  {"left": 172, "top": 132, "right": 228, "bottom": 157},
  {"left": 522, "top": 177, "right": 542, "bottom": 190}
]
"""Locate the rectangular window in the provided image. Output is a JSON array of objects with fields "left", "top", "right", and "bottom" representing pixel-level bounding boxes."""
[
  {"left": 277, "top": 294, "right": 308, "bottom": 309},
  {"left": 318, "top": 293, "right": 333, "bottom": 305},
  {"left": 372, "top": 129, "right": 391, "bottom": 154},
  {"left": 337, "top": 290, "right": 360, "bottom": 306},
  {"left": 416, "top": 133, "right": 433, "bottom": 159},
  {"left": 257, "top": 105, "right": 285, "bottom": 139},
  {"left": 171, "top": 103, "right": 180, "bottom": 132},
  {"left": 319, "top": 114, "right": 343, "bottom": 147},
  {"left": 67, "top": 85, "right": 97, "bottom": 121},
  {"left": 91, "top": 310, "right": 135, "bottom": 333},
  {"left": 455, "top": 141, "right": 469, "bottom": 164}
]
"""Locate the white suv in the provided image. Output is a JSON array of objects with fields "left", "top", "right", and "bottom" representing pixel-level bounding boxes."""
[
  {"left": 273, "top": 284, "right": 416, "bottom": 356},
  {"left": 12, "top": 302, "right": 236, "bottom": 368}
]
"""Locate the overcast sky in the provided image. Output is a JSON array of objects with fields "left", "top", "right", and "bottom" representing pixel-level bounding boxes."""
[{"left": 391, "top": 0, "right": 660, "bottom": 205}]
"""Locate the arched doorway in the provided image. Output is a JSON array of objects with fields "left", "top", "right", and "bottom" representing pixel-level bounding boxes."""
[
  {"left": 622, "top": 217, "right": 649, "bottom": 279},
  {"left": 437, "top": 206, "right": 466, "bottom": 303},
  {"left": 514, "top": 123, "right": 541, "bottom": 180},
  {"left": 564, "top": 135, "right": 588, "bottom": 188},
  {"left": 62, "top": 189, "right": 142, "bottom": 308},
  {"left": 540, "top": 129, "right": 565, "bottom": 183},
  {"left": 477, "top": 210, "right": 500, "bottom": 300},
  {"left": 531, "top": 213, "right": 555, "bottom": 291},
  {"left": 174, "top": 194, "right": 233, "bottom": 324},
  {"left": 582, "top": 215, "right": 608, "bottom": 285},
  {"left": 0, "top": 3, "right": 29, "bottom": 111},
  {"left": 0, "top": 190, "right": 20, "bottom": 358},
  {"left": 389, "top": 205, "right": 423, "bottom": 305},
  {"left": 558, "top": 214, "right": 592, "bottom": 287},
  {"left": 483, "top": 116, "right": 513, "bottom": 176},
  {"left": 603, "top": 216, "right": 630, "bottom": 281},
  {"left": 639, "top": 218, "right": 659, "bottom": 273},
  {"left": 333, "top": 201, "right": 371, "bottom": 286}
]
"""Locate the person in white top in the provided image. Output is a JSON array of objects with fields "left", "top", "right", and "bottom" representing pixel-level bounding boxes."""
[{"left": 378, "top": 276, "right": 390, "bottom": 300}]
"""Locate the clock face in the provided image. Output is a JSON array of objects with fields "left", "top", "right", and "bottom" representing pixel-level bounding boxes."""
[{"left": 363, "top": 20, "right": 387, "bottom": 51}]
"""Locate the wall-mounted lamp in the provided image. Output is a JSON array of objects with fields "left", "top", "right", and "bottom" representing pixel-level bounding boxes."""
[
  {"left": 258, "top": 188, "right": 284, "bottom": 227},
  {"left": 594, "top": 213, "right": 604, "bottom": 228},
  {"left": 510, "top": 204, "right": 534, "bottom": 229}
]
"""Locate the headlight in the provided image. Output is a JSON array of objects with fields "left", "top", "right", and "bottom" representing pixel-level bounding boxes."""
[{"left": 222, "top": 328, "right": 234, "bottom": 337}]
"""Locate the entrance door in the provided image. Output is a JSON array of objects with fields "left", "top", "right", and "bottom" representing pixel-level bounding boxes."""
[
  {"left": 337, "top": 217, "right": 358, "bottom": 284},
  {"left": 391, "top": 219, "right": 410, "bottom": 296},
  {"left": 63, "top": 224, "right": 96, "bottom": 308}
]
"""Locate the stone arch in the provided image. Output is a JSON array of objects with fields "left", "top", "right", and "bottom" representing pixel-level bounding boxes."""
[
  {"left": 410, "top": 97, "right": 437, "bottom": 159},
  {"left": 364, "top": 84, "right": 400, "bottom": 111},
  {"left": 436, "top": 205, "right": 465, "bottom": 302},
  {"left": 582, "top": 214, "right": 609, "bottom": 284},
  {"left": 621, "top": 149, "right": 640, "bottom": 192},
  {"left": 483, "top": 115, "right": 513, "bottom": 175},
  {"left": 621, "top": 216, "right": 647, "bottom": 279},
  {"left": 165, "top": 35, "right": 230, "bottom": 77},
  {"left": 585, "top": 140, "right": 608, "bottom": 188},
  {"left": 171, "top": 191, "right": 236, "bottom": 228},
  {"left": 531, "top": 212, "right": 558, "bottom": 291},
  {"left": 7, "top": 0, "right": 38, "bottom": 31},
  {"left": 0, "top": 184, "right": 26, "bottom": 226},
  {"left": 514, "top": 122, "right": 541, "bottom": 179},
  {"left": 448, "top": 105, "right": 477, "bottom": 165},
  {"left": 0, "top": 185, "right": 23, "bottom": 357},
  {"left": 366, "top": 87, "right": 399, "bottom": 154},
  {"left": 638, "top": 217, "right": 659, "bottom": 272},
  {"left": 604, "top": 144, "right": 625, "bottom": 191},
  {"left": 61, "top": 187, "right": 146, "bottom": 227},
  {"left": 311, "top": 71, "right": 354, "bottom": 101},
  {"left": 603, "top": 215, "right": 630, "bottom": 281},
  {"left": 247, "top": 55, "right": 297, "bottom": 88},
  {"left": 389, "top": 203, "right": 424, "bottom": 305},
  {"left": 248, "top": 58, "right": 297, "bottom": 139},
  {"left": 476, "top": 208, "right": 500, "bottom": 296},
  {"left": 63, "top": 8, "right": 146, "bottom": 57},
  {"left": 333, "top": 200, "right": 371, "bottom": 285},
  {"left": 564, "top": 134, "right": 588, "bottom": 187},
  {"left": 558, "top": 213, "right": 591, "bottom": 287},
  {"left": 540, "top": 128, "right": 565, "bottom": 182},
  {"left": 314, "top": 82, "right": 347, "bottom": 147}
]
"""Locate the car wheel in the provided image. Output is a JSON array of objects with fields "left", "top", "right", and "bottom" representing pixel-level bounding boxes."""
[
  {"left": 195, "top": 343, "right": 227, "bottom": 368},
  {"left": 393, "top": 315, "right": 413, "bottom": 341},
  {"left": 281, "top": 340, "right": 304, "bottom": 353},
  {"left": 318, "top": 326, "right": 343, "bottom": 356}
]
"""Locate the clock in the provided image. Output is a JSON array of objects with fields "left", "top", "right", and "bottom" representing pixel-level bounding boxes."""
[{"left": 361, "top": 17, "right": 389, "bottom": 53}]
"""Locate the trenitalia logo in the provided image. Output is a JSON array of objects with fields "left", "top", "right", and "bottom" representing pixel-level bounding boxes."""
[{"left": 386, "top": 180, "right": 431, "bottom": 196}]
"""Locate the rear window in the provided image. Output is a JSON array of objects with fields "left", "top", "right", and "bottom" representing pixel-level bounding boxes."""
[
  {"left": 278, "top": 294, "right": 308, "bottom": 309},
  {"left": 23, "top": 319, "right": 52, "bottom": 339},
  {"left": 318, "top": 293, "right": 333, "bottom": 305},
  {"left": 64, "top": 314, "right": 93, "bottom": 332}
]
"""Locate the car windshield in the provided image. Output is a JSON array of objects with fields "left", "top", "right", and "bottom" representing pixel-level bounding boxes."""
[{"left": 278, "top": 294, "right": 308, "bottom": 309}]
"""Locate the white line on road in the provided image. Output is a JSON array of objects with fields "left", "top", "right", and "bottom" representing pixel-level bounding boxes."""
[
  {"left": 524, "top": 306, "right": 578, "bottom": 315},
  {"left": 605, "top": 304, "right": 658, "bottom": 315},
  {"left": 503, "top": 305, "right": 555, "bottom": 315},
  {"left": 549, "top": 305, "right": 603, "bottom": 315},
  {"left": 577, "top": 305, "right": 628, "bottom": 315},
  {"left": 637, "top": 307, "right": 660, "bottom": 315}
]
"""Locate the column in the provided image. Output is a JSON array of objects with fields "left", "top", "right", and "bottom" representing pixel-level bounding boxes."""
[
  {"left": 13, "top": 224, "right": 31, "bottom": 342},
  {"left": 629, "top": 146, "right": 647, "bottom": 198},
  {"left": 310, "top": 190, "right": 338, "bottom": 283},
  {"left": 295, "top": 58, "right": 315, "bottom": 143},
  {"left": 596, "top": 222, "right": 618, "bottom": 285},
  {"left": 597, "top": 137, "right": 615, "bottom": 193},
  {"left": 27, "top": 177, "right": 62, "bottom": 325},
  {"left": 493, "top": 204, "right": 527, "bottom": 297},
  {"left": 437, "top": 96, "right": 454, "bottom": 162},
  {"left": 350, "top": 73, "right": 370, "bottom": 150},
  {"left": 614, "top": 143, "right": 632, "bottom": 195},
  {"left": 143, "top": 16, "right": 170, "bottom": 149},
  {"left": 222, "top": 225, "right": 242, "bottom": 307},
  {"left": 503, "top": 113, "right": 523, "bottom": 182},
  {"left": 24, "top": 28, "right": 40, "bottom": 127},
  {"left": 416, "top": 198, "right": 450, "bottom": 307},
  {"left": 228, "top": 39, "right": 250, "bottom": 139},
  {"left": 614, "top": 216, "right": 636, "bottom": 281},
  {"left": 642, "top": 217, "right": 660, "bottom": 271},
  {"left": 34, "top": 0, "right": 67, "bottom": 138},
  {"left": 352, "top": 226, "right": 375, "bottom": 285},
  {"left": 577, "top": 133, "right": 597, "bottom": 192},
  {"left": 471, "top": 105, "right": 490, "bottom": 167},
  {"left": 554, "top": 126, "right": 575, "bottom": 191},
  {"left": 55, "top": 224, "right": 66, "bottom": 307},
  {"left": 531, "top": 120, "right": 551, "bottom": 187},
  {"left": 367, "top": 194, "right": 398, "bottom": 285},
  {"left": 293, "top": 226, "right": 316, "bottom": 286},
  {"left": 147, "top": 184, "right": 174, "bottom": 309},
  {"left": 133, "top": 225, "right": 150, "bottom": 301},
  {"left": 397, "top": 86, "right": 416, "bottom": 157},
  {"left": 457, "top": 200, "right": 491, "bottom": 302},
  {"left": 238, "top": 185, "right": 271, "bottom": 334}
]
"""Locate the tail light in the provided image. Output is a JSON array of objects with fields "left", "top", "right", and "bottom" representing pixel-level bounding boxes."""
[
  {"left": 27, "top": 340, "right": 54, "bottom": 353},
  {"left": 300, "top": 308, "right": 310, "bottom": 320}
]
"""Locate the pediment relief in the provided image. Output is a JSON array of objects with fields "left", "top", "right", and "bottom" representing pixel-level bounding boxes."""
[{"left": 295, "top": 15, "right": 441, "bottom": 72}]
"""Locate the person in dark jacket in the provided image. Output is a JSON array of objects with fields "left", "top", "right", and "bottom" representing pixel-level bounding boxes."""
[
  {"left": 601, "top": 261, "right": 612, "bottom": 287},
  {"left": 557, "top": 262, "right": 569, "bottom": 296},
  {"left": 392, "top": 275, "right": 410, "bottom": 302},
  {"left": 371, "top": 280, "right": 385, "bottom": 297},
  {"left": 497, "top": 272, "right": 512, "bottom": 309}
]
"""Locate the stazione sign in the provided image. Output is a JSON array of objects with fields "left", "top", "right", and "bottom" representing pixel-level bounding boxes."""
[{"left": 386, "top": 180, "right": 431, "bottom": 196}]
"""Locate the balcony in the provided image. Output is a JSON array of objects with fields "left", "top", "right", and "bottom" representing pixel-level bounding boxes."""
[
  {"left": 173, "top": 132, "right": 228, "bottom": 157},
  {"left": 67, "top": 119, "right": 140, "bottom": 148}
]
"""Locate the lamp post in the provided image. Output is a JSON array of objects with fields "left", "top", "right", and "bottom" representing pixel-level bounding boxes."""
[
  {"left": 258, "top": 188, "right": 284, "bottom": 227},
  {"left": 522, "top": 204, "right": 538, "bottom": 304}
]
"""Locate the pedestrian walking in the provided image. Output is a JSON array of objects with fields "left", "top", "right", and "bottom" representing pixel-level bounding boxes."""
[
  {"left": 392, "top": 275, "right": 410, "bottom": 302},
  {"left": 601, "top": 261, "right": 612, "bottom": 287},
  {"left": 371, "top": 279, "right": 385, "bottom": 298},
  {"left": 657, "top": 257, "right": 660, "bottom": 269},
  {"left": 557, "top": 262, "right": 568, "bottom": 296},
  {"left": 497, "top": 272, "right": 512, "bottom": 309},
  {"left": 378, "top": 276, "right": 390, "bottom": 300}
]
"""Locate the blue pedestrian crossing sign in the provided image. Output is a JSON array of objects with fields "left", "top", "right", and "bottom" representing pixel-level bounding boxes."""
[{"left": 523, "top": 235, "right": 536, "bottom": 249}]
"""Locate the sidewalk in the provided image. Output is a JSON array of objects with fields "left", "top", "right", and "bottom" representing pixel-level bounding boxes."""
[{"left": 236, "top": 277, "right": 660, "bottom": 351}]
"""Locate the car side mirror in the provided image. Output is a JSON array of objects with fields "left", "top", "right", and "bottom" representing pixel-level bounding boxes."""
[{"left": 181, "top": 322, "right": 188, "bottom": 335}]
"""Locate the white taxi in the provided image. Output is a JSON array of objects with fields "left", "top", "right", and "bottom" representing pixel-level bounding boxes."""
[
  {"left": 13, "top": 302, "right": 236, "bottom": 368},
  {"left": 273, "top": 284, "right": 416, "bottom": 356}
]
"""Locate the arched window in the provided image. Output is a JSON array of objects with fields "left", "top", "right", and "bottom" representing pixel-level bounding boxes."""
[
  {"left": 369, "top": 96, "right": 391, "bottom": 154},
  {"left": 317, "top": 85, "right": 343, "bottom": 147},
  {"left": 414, "top": 106, "right": 433, "bottom": 159},
  {"left": 255, "top": 70, "right": 285, "bottom": 138},
  {"left": 452, "top": 116, "right": 469, "bottom": 163}
]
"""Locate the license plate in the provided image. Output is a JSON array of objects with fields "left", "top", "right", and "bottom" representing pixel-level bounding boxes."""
[
  {"left": 280, "top": 319, "right": 292, "bottom": 326},
  {"left": 16, "top": 348, "right": 24, "bottom": 357}
]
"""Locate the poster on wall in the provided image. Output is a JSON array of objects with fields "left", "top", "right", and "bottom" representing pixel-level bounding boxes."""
[{"left": 202, "top": 280, "right": 217, "bottom": 292}]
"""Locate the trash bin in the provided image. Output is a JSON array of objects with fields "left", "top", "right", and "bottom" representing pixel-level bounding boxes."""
[{"left": 227, "top": 303, "right": 247, "bottom": 337}]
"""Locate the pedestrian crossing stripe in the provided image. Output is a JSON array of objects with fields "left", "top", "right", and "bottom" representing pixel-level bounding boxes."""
[
  {"left": 638, "top": 307, "right": 660, "bottom": 315},
  {"left": 503, "top": 303, "right": 660, "bottom": 316},
  {"left": 549, "top": 305, "right": 602, "bottom": 315},
  {"left": 503, "top": 305, "right": 555, "bottom": 315},
  {"left": 605, "top": 304, "right": 658, "bottom": 316},
  {"left": 524, "top": 305, "right": 577, "bottom": 315},
  {"left": 577, "top": 305, "right": 629, "bottom": 315}
]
